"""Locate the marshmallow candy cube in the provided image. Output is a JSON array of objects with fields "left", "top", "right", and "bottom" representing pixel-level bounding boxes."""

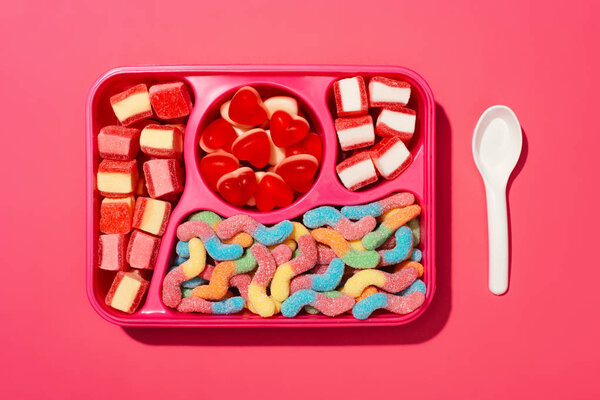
[
  {"left": 132, "top": 197, "right": 172, "bottom": 237},
  {"left": 333, "top": 76, "right": 368, "bottom": 117},
  {"left": 97, "top": 159, "right": 138, "bottom": 197},
  {"left": 336, "top": 151, "right": 378, "bottom": 191},
  {"left": 375, "top": 107, "right": 417, "bottom": 142},
  {"left": 370, "top": 135, "right": 413, "bottom": 180},
  {"left": 126, "top": 229, "right": 161, "bottom": 270},
  {"left": 110, "top": 84, "right": 153, "bottom": 126},
  {"left": 97, "top": 126, "right": 140, "bottom": 160},
  {"left": 105, "top": 271, "right": 149, "bottom": 313},
  {"left": 143, "top": 159, "right": 183, "bottom": 199},
  {"left": 368, "top": 77, "right": 411, "bottom": 107},
  {"left": 140, "top": 124, "right": 183, "bottom": 158},
  {"left": 149, "top": 82, "right": 193, "bottom": 120},
  {"left": 98, "top": 234, "right": 128, "bottom": 271},
  {"left": 334, "top": 115, "right": 375, "bottom": 151},
  {"left": 100, "top": 195, "right": 135, "bottom": 234}
]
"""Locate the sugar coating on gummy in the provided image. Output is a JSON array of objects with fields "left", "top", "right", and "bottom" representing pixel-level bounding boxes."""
[
  {"left": 396, "top": 279, "right": 426, "bottom": 296},
  {"left": 336, "top": 151, "right": 378, "bottom": 191},
  {"left": 98, "top": 126, "right": 140, "bottom": 160},
  {"left": 281, "top": 289, "right": 355, "bottom": 317},
  {"left": 132, "top": 197, "right": 171, "bottom": 236},
  {"left": 341, "top": 267, "right": 418, "bottom": 297},
  {"left": 352, "top": 291, "right": 425, "bottom": 319},
  {"left": 248, "top": 243, "right": 279, "bottom": 317},
  {"left": 143, "top": 159, "right": 183, "bottom": 199},
  {"left": 362, "top": 204, "right": 422, "bottom": 250},
  {"left": 177, "top": 296, "right": 245, "bottom": 314},
  {"left": 303, "top": 206, "right": 377, "bottom": 241},
  {"left": 126, "top": 229, "right": 161, "bottom": 270},
  {"left": 311, "top": 228, "right": 380, "bottom": 269},
  {"left": 216, "top": 215, "right": 293, "bottom": 246},
  {"left": 289, "top": 258, "right": 345, "bottom": 293},
  {"left": 97, "top": 159, "right": 138, "bottom": 197},
  {"left": 378, "top": 226, "right": 413, "bottom": 266},
  {"left": 341, "top": 192, "right": 415, "bottom": 219},
  {"left": 177, "top": 220, "right": 243, "bottom": 261},
  {"left": 149, "top": 82, "right": 193, "bottom": 120},
  {"left": 100, "top": 196, "right": 134, "bottom": 234},
  {"left": 98, "top": 233, "right": 128, "bottom": 271},
  {"left": 368, "top": 77, "right": 411, "bottom": 108},
  {"left": 370, "top": 135, "right": 413, "bottom": 180},
  {"left": 140, "top": 124, "right": 183, "bottom": 158},
  {"left": 110, "top": 84, "right": 153, "bottom": 126},
  {"left": 410, "top": 248, "right": 422, "bottom": 262},
  {"left": 375, "top": 107, "right": 416, "bottom": 142},
  {"left": 105, "top": 271, "right": 149, "bottom": 313},
  {"left": 407, "top": 218, "right": 420, "bottom": 246},
  {"left": 264, "top": 96, "right": 299, "bottom": 118},
  {"left": 334, "top": 115, "right": 375, "bottom": 151},
  {"left": 334, "top": 76, "right": 368, "bottom": 117}
]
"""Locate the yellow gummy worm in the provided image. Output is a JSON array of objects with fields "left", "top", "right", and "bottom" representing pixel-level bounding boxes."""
[
  {"left": 181, "top": 238, "right": 207, "bottom": 279},
  {"left": 341, "top": 269, "right": 387, "bottom": 297},
  {"left": 287, "top": 222, "right": 310, "bottom": 241}
]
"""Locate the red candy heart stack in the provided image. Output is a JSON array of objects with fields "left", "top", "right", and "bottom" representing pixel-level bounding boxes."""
[{"left": 199, "top": 87, "right": 322, "bottom": 211}]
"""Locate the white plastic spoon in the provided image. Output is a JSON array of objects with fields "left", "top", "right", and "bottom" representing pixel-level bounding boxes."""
[{"left": 472, "top": 105, "right": 522, "bottom": 295}]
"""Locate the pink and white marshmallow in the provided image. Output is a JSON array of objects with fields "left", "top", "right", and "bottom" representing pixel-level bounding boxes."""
[
  {"left": 375, "top": 107, "right": 417, "bottom": 142},
  {"left": 336, "top": 150, "right": 378, "bottom": 191},
  {"left": 368, "top": 77, "right": 411, "bottom": 108},
  {"left": 334, "top": 115, "right": 375, "bottom": 151},
  {"left": 370, "top": 136, "right": 413, "bottom": 180},
  {"left": 333, "top": 76, "right": 368, "bottom": 117}
]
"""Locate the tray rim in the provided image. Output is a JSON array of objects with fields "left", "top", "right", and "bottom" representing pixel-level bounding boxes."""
[{"left": 86, "top": 64, "right": 436, "bottom": 327}]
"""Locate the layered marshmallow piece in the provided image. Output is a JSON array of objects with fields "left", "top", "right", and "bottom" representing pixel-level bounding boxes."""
[
  {"left": 132, "top": 197, "right": 171, "bottom": 237},
  {"left": 143, "top": 159, "right": 183, "bottom": 199},
  {"left": 334, "top": 115, "right": 375, "bottom": 151},
  {"left": 126, "top": 229, "right": 161, "bottom": 270},
  {"left": 149, "top": 82, "right": 193, "bottom": 120},
  {"left": 333, "top": 76, "right": 369, "bottom": 117},
  {"left": 100, "top": 195, "right": 135, "bottom": 234},
  {"left": 264, "top": 96, "right": 299, "bottom": 118},
  {"left": 110, "top": 84, "right": 153, "bottom": 126},
  {"left": 336, "top": 151, "right": 378, "bottom": 191},
  {"left": 370, "top": 135, "right": 413, "bottom": 180},
  {"left": 98, "top": 234, "right": 128, "bottom": 271},
  {"left": 368, "top": 77, "right": 411, "bottom": 107},
  {"left": 97, "top": 126, "right": 140, "bottom": 160},
  {"left": 105, "top": 271, "right": 149, "bottom": 313},
  {"left": 375, "top": 107, "right": 417, "bottom": 142},
  {"left": 97, "top": 159, "right": 138, "bottom": 197},
  {"left": 140, "top": 124, "right": 183, "bottom": 158}
]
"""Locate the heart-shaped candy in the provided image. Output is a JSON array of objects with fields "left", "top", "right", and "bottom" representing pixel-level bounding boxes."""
[
  {"left": 228, "top": 86, "right": 268, "bottom": 127},
  {"left": 231, "top": 128, "right": 270, "bottom": 169},
  {"left": 254, "top": 172, "right": 294, "bottom": 212},
  {"left": 200, "top": 152, "right": 239, "bottom": 190},
  {"left": 274, "top": 154, "right": 319, "bottom": 193},
  {"left": 285, "top": 132, "right": 323, "bottom": 163},
  {"left": 269, "top": 110, "right": 310, "bottom": 148},
  {"left": 216, "top": 167, "right": 256, "bottom": 206},
  {"left": 199, "top": 118, "right": 238, "bottom": 153}
]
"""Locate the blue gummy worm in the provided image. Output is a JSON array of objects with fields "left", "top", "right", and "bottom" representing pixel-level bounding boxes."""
[
  {"left": 341, "top": 202, "right": 383, "bottom": 220},
  {"left": 410, "top": 249, "right": 422, "bottom": 262},
  {"left": 312, "top": 258, "right": 345, "bottom": 291},
  {"left": 352, "top": 293, "right": 388, "bottom": 320},
  {"left": 396, "top": 279, "right": 426, "bottom": 296},
  {"left": 253, "top": 221, "right": 294, "bottom": 246},
  {"left": 174, "top": 256, "right": 188, "bottom": 266},
  {"left": 381, "top": 226, "right": 414, "bottom": 264},
  {"left": 211, "top": 297, "right": 246, "bottom": 314},
  {"left": 176, "top": 240, "right": 190, "bottom": 258},
  {"left": 204, "top": 236, "right": 243, "bottom": 261},
  {"left": 281, "top": 289, "right": 318, "bottom": 317},
  {"left": 181, "top": 276, "right": 208, "bottom": 289},
  {"left": 303, "top": 206, "right": 342, "bottom": 228}
]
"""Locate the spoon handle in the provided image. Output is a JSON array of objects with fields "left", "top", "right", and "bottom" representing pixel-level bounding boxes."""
[{"left": 485, "top": 184, "right": 509, "bottom": 295}]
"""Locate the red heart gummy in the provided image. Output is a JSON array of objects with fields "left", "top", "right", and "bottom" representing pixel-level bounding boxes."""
[
  {"left": 269, "top": 110, "right": 309, "bottom": 147},
  {"left": 228, "top": 86, "right": 268, "bottom": 127},
  {"left": 274, "top": 154, "right": 319, "bottom": 193},
  {"left": 231, "top": 128, "right": 270, "bottom": 169},
  {"left": 216, "top": 167, "right": 256, "bottom": 206},
  {"left": 199, "top": 118, "right": 238, "bottom": 153},
  {"left": 200, "top": 152, "right": 239, "bottom": 190},
  {"left": 285, "top": 132, "right": 322, "bottom": 163},
  {"left": 254, "top": 172, "right": 294, "bottom": 212}
]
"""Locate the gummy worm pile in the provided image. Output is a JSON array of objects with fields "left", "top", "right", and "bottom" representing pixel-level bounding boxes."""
[{"left": 162, "top": 192, "right": 426, "bottom": 319}]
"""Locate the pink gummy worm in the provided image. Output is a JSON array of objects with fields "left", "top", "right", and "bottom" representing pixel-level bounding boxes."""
[
  {"left": 162, "top": 266, "right": 187, "bottom": 308},
  {"left": 289, "top": 275, "right": 312, "bottom": 294},
  {"left": 250, "top": 243, "right": 277, "bottom": 288},
  {"left": 289, "top": 234, "right": 318, "bottom": 274},
  {"left": 177, "top": 220, "right": 215, "bottom": 241},
  {"left": 379, "top": 235, "right": 396, "bottom": 250},
  {"left": 317, "top": 246, "right": 337, "bottom": 264},
  {"left": 382, "top": 266, "right": 419, "bottom": 292},
  {"left": 313, "top": 293, "right": 355, "bottom": 317},
  {"left": 385, "top": 292, "right": 426, "bottom": 314},
  {"left": 380, "top": 192, "right": 415, "bottom": 213},
  {"left": 271, "top": 244, "right": 293, "bottom": 265},
  {"left": 334, "top": 216, "right": 377, "bottom": 241},
  {"left": 311, "top": 264, "right": 331, "bottom": 274},
  {"left": 177, "top": 297, "right": 213, "bottom": 313},
  {"left": 216, "top": 214, "right": 259, "bottom": 239}
]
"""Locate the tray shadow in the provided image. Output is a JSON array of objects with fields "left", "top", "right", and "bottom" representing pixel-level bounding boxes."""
[{"left": 124, "top": 103, "right": 453, "bottom": 346}]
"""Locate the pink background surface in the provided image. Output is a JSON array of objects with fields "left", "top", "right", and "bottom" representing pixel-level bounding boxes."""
[{"left": 1, "top": 0, "right": 599, "bottom": 398}]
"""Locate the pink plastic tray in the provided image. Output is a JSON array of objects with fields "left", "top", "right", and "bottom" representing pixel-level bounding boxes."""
[{"left": 86, "top": 65, "right": 436, "bottom": 327}]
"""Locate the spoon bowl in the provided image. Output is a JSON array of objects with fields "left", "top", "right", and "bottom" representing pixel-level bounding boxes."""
[{"left": 472, "top": 105, "right": 522, "bottom": 295}]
